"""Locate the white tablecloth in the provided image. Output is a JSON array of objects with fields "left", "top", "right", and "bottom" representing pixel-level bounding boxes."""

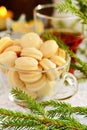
[{"left": 0, "top": 79, "right": 87, "bottom": 110}]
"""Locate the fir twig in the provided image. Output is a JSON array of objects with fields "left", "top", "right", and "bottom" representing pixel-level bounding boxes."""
[
  {"left": 0, "top": 88, "right": 87, "bottom": 129},
  {"left": 76, "top": 0, "right": 87, "bottom": 16},
  {"left": 0, "top": 108, "right": 86, "bottom": 130},
  {"left": 11, "top": 88, "right": 45, "bottom": 115},
  {"left": 41, "top": 99, "right": 71, "bottom": 108},
  {"left": 0, "top": 108, "right": 46, "bottom": 130},
  {"left": 41, "top": 100, "right": 87, "bottom": 117},
  {"left": 78, "top": 47, "right": 87, "bottom": 57},
  {"left": 56, "top": 0, "right": 87, "bottom": 24},
  {"left": 42, "top": 32, "right": 87, "bottom": 77},
  {"left": 71, "top": 62, "right": 87, "bottom": 77}
]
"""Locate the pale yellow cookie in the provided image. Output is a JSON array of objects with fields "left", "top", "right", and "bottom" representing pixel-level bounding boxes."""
[
  {"left": 50, "top": 55, "right": 66, "bottom": 66},
  {"left": 40, "top": 40, "right": 58, "bottom": 58},
  {"left": 40, "top": 58, "right": 58, "bottom": 80},
  {"left": 25, "top": 74, "right": 48, "bottom": 92},
  {"left": 37, "top": 81, "right": 54, "bottom": 98},
  {"left": 0, "top": 37, "right": 14, "bottom": 53},
  {"left": 15, "top": 57, "right": 38, "bottom": 70},
  {"left": 7, "top": 70, "right": 37, "bottom": 99},
  {"left": 19, "top": 66, "right": 42, "bottom": 83},
  {"left": 19, "top": 72, "right": 42, "bottom": 83},
  {"left": 58, "top": 48, "right": 66, "bottom": 59},
  {"left": 0, "top": 51, "right": 17, "bottom": 67},
  {"left": 7, "top": 70, "right": 25, "bottom": 89},
  {"left": 4, "top": 45, "right": 22, "bottom": 56},
  {"left": 21, "top": 47, "right": 43, "bottom": 60},
  {"left": 20, "top": 32, "right": 43, "bottom": 49},
  {"left": 40, "top": 58, "right": 56, "bottom": 69}
]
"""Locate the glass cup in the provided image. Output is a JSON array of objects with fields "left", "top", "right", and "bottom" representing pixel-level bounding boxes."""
[
  {"left": 0, "top": 52, "right": 78, "bottom": 106},
  {"left": 34, "top": 4, "right": 84, "bottom": 52}
]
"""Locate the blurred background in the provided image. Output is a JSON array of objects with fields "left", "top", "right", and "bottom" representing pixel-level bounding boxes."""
[
  {"left": 0, "top": 0, "right": 54, "bottom": 19},
  {"left": 0, "top": 0, "right": 62, "bottom": 32}
]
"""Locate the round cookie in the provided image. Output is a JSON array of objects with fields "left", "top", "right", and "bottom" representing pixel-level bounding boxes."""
[
  {"left": 58, "top": 48, "right": 66, "bottom": 59},
  {"left": 7, "top": 70, "right": 37, "bottom": 99},
  {"left": 50, "top": 55, "right": 66, "bottom": 66},
  {"left": 21, "top": 47, "right": 43, "bottom": 60},
  {"left": 7, "top": 70, "right": 25, "bottom": 89},
  {"left": 25, "top": 74, "right": 49, "bottom": 92},
  {"left": 40, "top": 58, "right": 58, "bottom": 80},
  {"left": 0, "top": 51, "right": 17, "bottom": 67},
  {"left": 40, "top": 40, "right": 58, "bottom": 58},
  {"left": 20, "top": 32, "right": 43, "bottom": 49},
  {"left": 15, "top": 57, "right": 38, "bottom": 70},
  {"left": 19, "top": 66, "right": 42, "bottom": 83},
  {"left": 4, "top": 45, "right": 22, "bottom": 56},
  {"left": 19, "top": 72, "right": 42, "bottom": 83},
  {"left": 37, "top": 81, "right": 54, "bottom": 98},
  {"left": 0, "top": 36, "right": 14, "bottom": 53}
]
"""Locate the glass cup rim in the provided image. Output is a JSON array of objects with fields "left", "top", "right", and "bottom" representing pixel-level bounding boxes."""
[
  {"left": 34, "top": 3, "right": 78, "bottom": 20},
  {"left": 0, "top": 53, "right": 70, "bottom": 73}
]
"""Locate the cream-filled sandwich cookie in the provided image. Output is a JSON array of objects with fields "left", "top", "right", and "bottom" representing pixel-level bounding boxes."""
[
  {"left": 19, "top": 72, "right": 42, "bottom": 83},
  {"left": 25, "top": 74, "right": 48, "bottom": 92},
  {"left": 4, "top": 45, "right": 22, "bottom": 56},
  {"left": 50, "top": 55, "right": 66, "bottom": 66},
  {"left": 37, "top": 81, "right": 54, "bottom": 98},
  {"left": 8, "top": 70, "right": 37, "bottom": 99},
  {"left": 21, "top": 47, "right": 43, "bottom": 60},
  {"left": 58, "top": 48, "right": 66, "bottom": 59},
  {"left": 0, "top": 37, "right": 14, "bottom": 53},
  {"left": 20, "top": 32, "right": 43, "bottom": 49},
  {"left": 40, "top": 58, "right": 58, "bottom": 80},
  {"left": 40, "top": 40, "right": 58, "bottom": 58},
  {"left": 7, "top": 70, "right": 25, "bottom": 89},
  {"left": 15, "top": 57, "right": 38, "bottom": 70},
  {"left": 19, "top": 66, "right": 42, "bottom": 83},
  {"left": 0, "top": 51, "right": 17, "bottom": 67}
]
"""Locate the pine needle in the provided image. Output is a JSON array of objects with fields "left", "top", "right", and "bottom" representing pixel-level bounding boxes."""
[
  {"left": 11, "top": 88, "right": 45, "bottom": 115},
  {"left": 0, "top": 88, "right": 87, "bottom": 129},
  {"left": 0, "top": 89, "right": 87, "bottom": 129},
  {"left": 56, "top": 0, "right": 87, "bottom": 24}
]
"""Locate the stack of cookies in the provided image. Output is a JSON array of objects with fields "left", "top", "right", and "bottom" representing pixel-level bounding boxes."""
[{"left": 0, "top": 32, "right": 66, "bottom": 99}]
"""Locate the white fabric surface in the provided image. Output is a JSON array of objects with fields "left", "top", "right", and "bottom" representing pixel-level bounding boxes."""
[
  {"left": 0, "top": 79, "right": 87, "bottom": 125},
  {"left": 0, "top": 79, "right": 87, "bottom": 110}
]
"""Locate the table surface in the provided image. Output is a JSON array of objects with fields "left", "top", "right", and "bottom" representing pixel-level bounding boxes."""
[
  {"left": 0, "top": 78, "right": 87, "bottom": 125},
  {"left": 0, "top": 78, "right": 87, "bottom": 110}
]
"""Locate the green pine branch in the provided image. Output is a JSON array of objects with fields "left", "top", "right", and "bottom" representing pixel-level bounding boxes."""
[
  {"left": 56, "top": 0, "right": 87, "bottom": 24},
  {"left": 11, "top": 88, "right": 45, "bottom": 115},
  {"left": 0, "top": 107, "right": 46, "bottom": 130},
  {"left": 76, "top": 0, "right": 87, "bottom": 16},
  {"left": 41, "top": 100, "right": 87, "bottom": 117},
  {"left": 0, "top": 88, "right": 87, "bottom": 129},
  {"left": 42, "top": 32, "right": 87, "bottom": 77}
]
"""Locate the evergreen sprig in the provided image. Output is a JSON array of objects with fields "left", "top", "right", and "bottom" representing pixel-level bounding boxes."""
[
  {"left": 0, "top": 108, "right": 46, "bottom": 130},
  {"left": 0, "top": 88, "right": 87, "bottom": 129},
  {"left": 56, "top": 0, "right": 87, "bottom": 24},
  {"left": 76, "top": 0, "right": 87, "bottom": 16},
  {"left": 11, "top": 88, "right": 45, "bottom": 115},
  {"left": 42, "top": 32, "right": 87, "bottom": 77}
]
